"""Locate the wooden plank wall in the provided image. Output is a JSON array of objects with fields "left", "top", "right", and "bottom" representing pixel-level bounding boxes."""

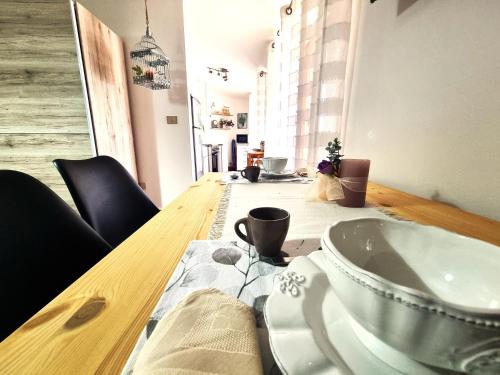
[{"left": 0, "top": 0, "right": 93, "bottom": 206}]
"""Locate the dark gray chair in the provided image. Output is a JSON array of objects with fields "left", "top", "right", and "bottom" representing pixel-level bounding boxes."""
[
  {"left": 53, "top": 156, "right": 159, "bottom": 248},
  {"left": 0, "top": 170, "right": 111, "bottom": 340}
]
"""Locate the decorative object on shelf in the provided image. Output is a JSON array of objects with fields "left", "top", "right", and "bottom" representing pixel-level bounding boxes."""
[
  {"left": 210, "top": 105, "right": 233, "bottom": 117},
  {"left": 130, "top": 0, "right": 171, "bottom": 90},
  {"left": 306, "top": 138, "right": 371, "bottom": 207},
  {"left": 211, "top": 111, "right": 234, "bottom": 116},
  {"left": 210, "top": 118, "right": 234, "bottom": 129},
  {"left": 208, "top": 67, "right": 229, "bottom": 81},
  {"left": 220, "top": 119, "right": 234, "bottom": 129},
  {"left": 237, "top": 113, "right": 248, "bottom": 129}
]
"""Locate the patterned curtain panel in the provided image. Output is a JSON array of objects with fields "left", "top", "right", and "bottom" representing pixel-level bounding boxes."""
[
  {"left": 254, "top": 71, "right": 267, "bottom": 146},
  {"left": 263, "top": 36, "right": 291, "bottom": 159},
  {"left": 266, "top": 0, "right": 352, "bottom": 169}
]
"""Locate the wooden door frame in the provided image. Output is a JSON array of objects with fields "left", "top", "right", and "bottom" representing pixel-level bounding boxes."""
[
  {"left": 190, "top": 94, "right": 201, "bottom": 181},
  {"left": 69, "top": 0, "right": 98, "bottom": 156}
]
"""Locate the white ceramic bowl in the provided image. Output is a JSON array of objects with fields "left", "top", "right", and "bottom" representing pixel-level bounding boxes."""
[
  {"left": 261, "top": 157, "right": 288, "bottom": 173},
  {"left": 321, "top": 218, "right": 500, "bottom": 373}
]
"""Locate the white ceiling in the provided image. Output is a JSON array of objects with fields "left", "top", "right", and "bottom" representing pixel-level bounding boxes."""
[{"left": 183, "top": 0, "right": 289, "bottom": 95}]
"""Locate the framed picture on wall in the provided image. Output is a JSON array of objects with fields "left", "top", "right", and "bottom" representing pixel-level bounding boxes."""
[{"left": 237, "top": 113, "right": 248, "bottom": 129}]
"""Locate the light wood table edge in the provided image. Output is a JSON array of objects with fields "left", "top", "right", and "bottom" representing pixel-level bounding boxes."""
[
  {"left": 0, "top": 173, "right": 225, "bottom": 374},
  {"left": 366, "top": 182, "right": 500, "bottom": 246}
]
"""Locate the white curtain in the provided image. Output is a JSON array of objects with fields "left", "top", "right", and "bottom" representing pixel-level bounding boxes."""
[
  {"left": 264, "top": 0, "right": 354, "bottom": 169},
  {"left": 255, "top": 71, "right": 267, "bottom": 146}
]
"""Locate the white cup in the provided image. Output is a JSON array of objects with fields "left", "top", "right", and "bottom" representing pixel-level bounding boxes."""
[{"left": 261, "top": 157, "right": 288, "bottom": 173}]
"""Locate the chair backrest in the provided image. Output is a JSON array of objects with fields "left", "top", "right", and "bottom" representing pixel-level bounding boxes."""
[
  {"left": 53, "top": 156, "right": 159, "bottom": 248},
  {"left": 0, "top": 170, "right": 111, "bottom": 340}
]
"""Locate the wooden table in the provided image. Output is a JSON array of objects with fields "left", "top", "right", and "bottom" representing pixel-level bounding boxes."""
[{"left": 1, "top": 173, "right": 498, "bottom": 374}]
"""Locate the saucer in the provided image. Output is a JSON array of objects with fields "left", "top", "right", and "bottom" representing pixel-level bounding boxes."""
[
  {"left": 261, "top": 169, "right": 296, "bottom": 178},
  {"left": 264, "top": 251, "right": 454, "bottom": 375}
]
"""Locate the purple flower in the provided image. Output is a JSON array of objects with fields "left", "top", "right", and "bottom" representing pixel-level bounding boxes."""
[{"left": 318, "top": 160, "right": 334, "bottom": 175}]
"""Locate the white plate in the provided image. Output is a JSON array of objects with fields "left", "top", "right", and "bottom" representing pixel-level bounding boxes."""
[
  {"left": 261, "top": 169, "right": 296, "bottom": 178},
  {"left": 264, "top": 251, "right": 457, "bottom": 375}
]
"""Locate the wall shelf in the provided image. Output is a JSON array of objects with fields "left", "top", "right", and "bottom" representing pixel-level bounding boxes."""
[{"left": 210, "top": 113, "right": 234, "bottom": 117}]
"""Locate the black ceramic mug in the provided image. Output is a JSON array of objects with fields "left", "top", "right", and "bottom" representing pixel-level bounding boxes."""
[
  {"left": 241, "top": 166, "right": 260, "bottom": 182},
  {"left": 234, "top": 207, "right": 290, "bottom": 257}
]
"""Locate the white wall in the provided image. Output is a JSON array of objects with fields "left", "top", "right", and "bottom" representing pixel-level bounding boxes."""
[
  {"left": 183, "top": 0, "right": 281, "bottom": 95},
  {"left": 346, "top": 0, "right": 500, "bottom": 220},
  {"left": 78, "top": 0, "right": 192, "bottom": 207}
]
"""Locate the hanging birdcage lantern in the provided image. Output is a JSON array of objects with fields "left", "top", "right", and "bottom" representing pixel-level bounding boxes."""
[{"left": 130, "top": 0, "right": 171, "bottom": 90}]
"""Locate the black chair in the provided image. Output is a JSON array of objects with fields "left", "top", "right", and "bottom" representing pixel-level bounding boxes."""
[
  {"left": 0, "top": 170, "right": 111, "bottom": 340},
  {"left": 53, "top": 156, "right": 159, "bottom": 248}
]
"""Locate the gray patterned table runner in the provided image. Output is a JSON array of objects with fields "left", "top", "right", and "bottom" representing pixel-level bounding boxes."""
[{"left": 122, "top": 240, "right": 320, "bottom": 374}]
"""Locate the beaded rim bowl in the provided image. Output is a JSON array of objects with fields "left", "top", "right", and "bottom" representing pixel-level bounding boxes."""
[{"left": 321, "top": 218, "right": 500, "bottom": 373}]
